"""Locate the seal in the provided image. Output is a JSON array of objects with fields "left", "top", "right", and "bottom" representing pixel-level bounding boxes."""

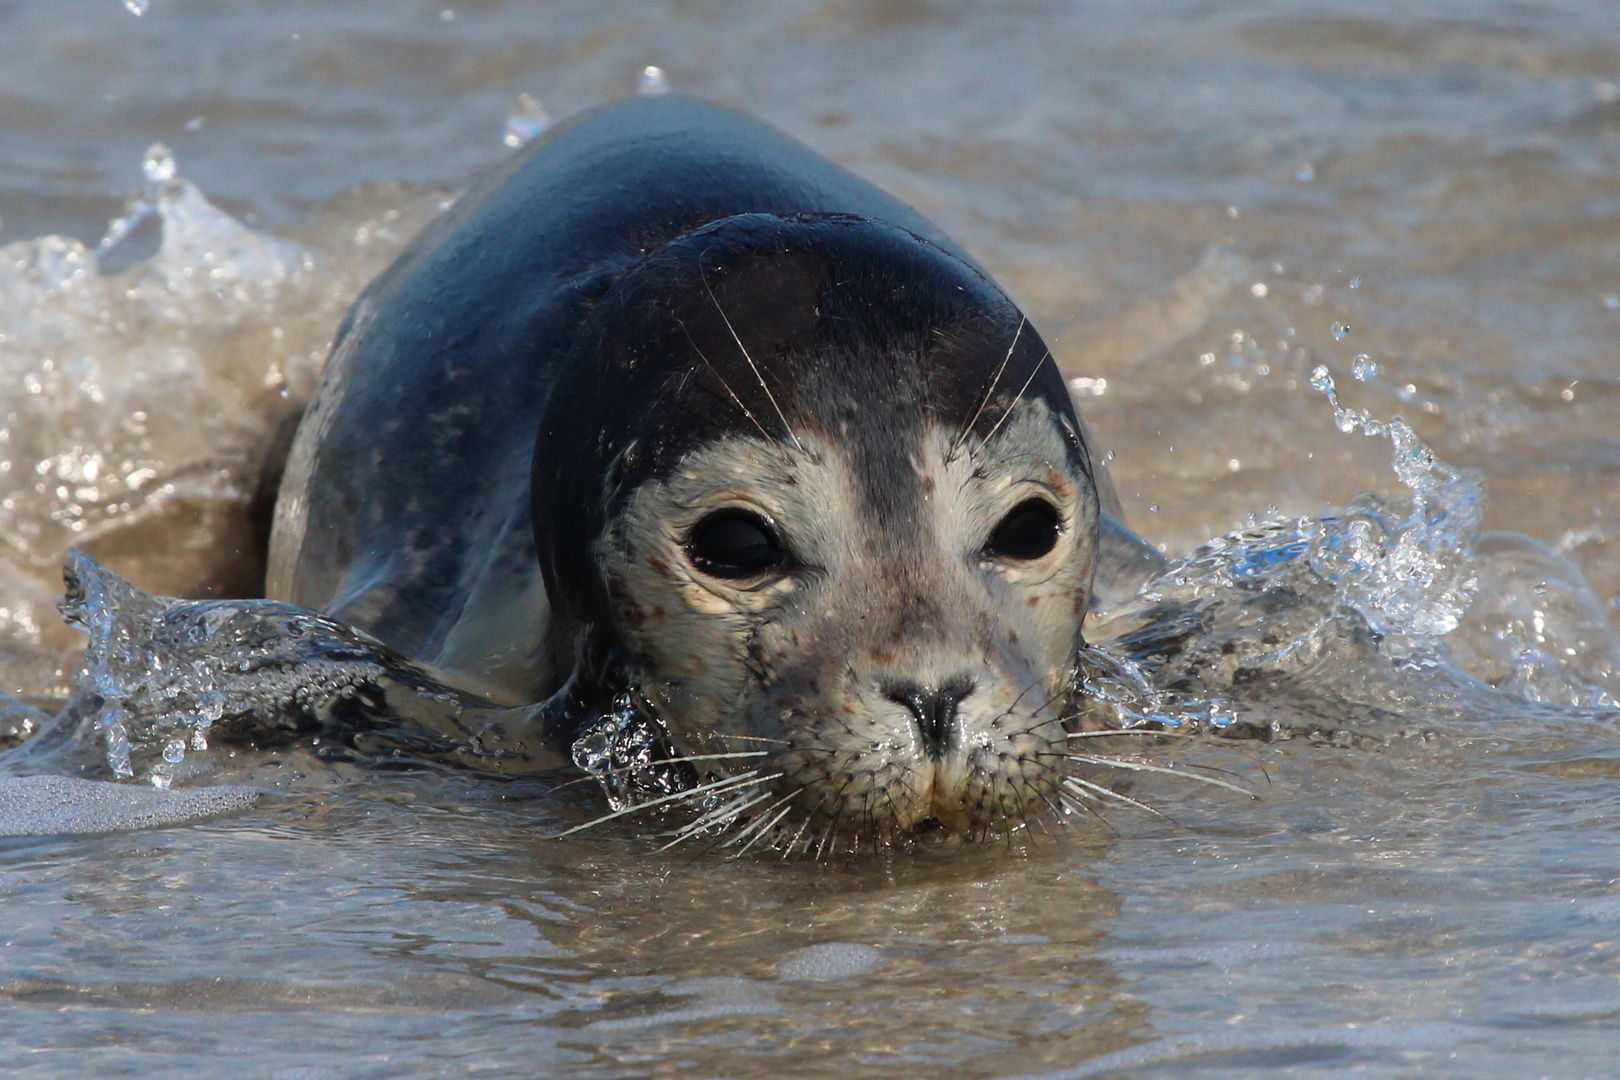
[{"left": 267, "top": 95, "right": 1162, "bottom": 844}]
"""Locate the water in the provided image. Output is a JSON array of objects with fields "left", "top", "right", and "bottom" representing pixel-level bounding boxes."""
[{"left": 4, "top": 1, "right": 1620, "bottom": 1075}]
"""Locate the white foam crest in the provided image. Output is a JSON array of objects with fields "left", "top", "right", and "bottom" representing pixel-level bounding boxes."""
[
  {"left": 26, "top": 551, "right": 564, "bottom": 785},
  {"left": 1075, "top": 646, "right": 1239, "bottom": 734},
  {"left": 0, "top": 774, "right": 258, "bottom": 836},
  {"left": 0, "top": 146, "right": 441, "bottom": 699},
  {"left": 0, "top": 149, "right": 314, "bottom": 568},
  {"left": 1086, "top": 363, "right": 1618, "bottom": 718},
  {"left": 1306, "top": 364, "right": 1480, "bottom": 638},
  {"left": 52, "top": 549, "right": 385, "bottom": 785}
]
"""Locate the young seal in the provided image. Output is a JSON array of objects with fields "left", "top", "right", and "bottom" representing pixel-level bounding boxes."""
[{"left": 267, "top": 95, "right": 1161, "bottom": 842}]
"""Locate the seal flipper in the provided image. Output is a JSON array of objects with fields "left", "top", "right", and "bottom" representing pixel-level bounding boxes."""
[{"left": 1091, "top": 510, "right": 1169, "bottom": 612}]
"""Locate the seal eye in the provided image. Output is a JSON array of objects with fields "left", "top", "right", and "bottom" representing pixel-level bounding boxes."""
[
  {"left": 688, "top": 511, "right": 787, "bottom": 579},
  {"left": 985, "top": 499, "right": 1061, "bottom": 562}
]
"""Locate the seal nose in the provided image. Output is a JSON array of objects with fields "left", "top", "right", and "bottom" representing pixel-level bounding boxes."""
[{"left": 885, "top": 678, "right": 975, "bottom": 758}]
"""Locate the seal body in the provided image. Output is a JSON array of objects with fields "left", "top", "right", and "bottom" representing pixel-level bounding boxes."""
[{"left": 269, "top": 96, "right": 1141, "bottom": 840}]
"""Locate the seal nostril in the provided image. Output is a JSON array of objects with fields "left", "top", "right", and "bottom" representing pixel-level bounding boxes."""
[{"left": 884, "top": 678, "right": 975, "bottom": 759}]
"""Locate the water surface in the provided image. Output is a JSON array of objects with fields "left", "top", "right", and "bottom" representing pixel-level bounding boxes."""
[{"left": 3, "top": 2, "right": 1620, "bottom": 1076}]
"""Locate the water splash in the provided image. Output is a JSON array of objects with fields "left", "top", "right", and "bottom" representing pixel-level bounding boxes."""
[
  {"left": 142, "top": 144, "right": 177, "bottom": 183},
  {"left": 1087, "top": 359, "right": 1620, "bottom": 727},
  {"left": 638, "top": 65, "right": 670, "bottom": 95},
  {"left": 1, "top": 143, "right": 317, "bottom": 573},
  {"left": 29, "top": 550, "right": 569, "bottom": 785},
  {"left": 571, "top": 691, "right": 696, "bottom": 811},
  {"left": 0, "top": 144, "right": 431, "bottom": 700},
  {"left": 502, "top": 93, "right": 551, "bottom": 148}
]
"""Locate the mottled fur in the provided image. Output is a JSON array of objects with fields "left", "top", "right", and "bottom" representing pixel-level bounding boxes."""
[{"left": 601, "top": 409, "right": 1096, "bottom": 837}]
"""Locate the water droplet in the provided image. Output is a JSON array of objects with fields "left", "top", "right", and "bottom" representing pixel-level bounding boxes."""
[
  {"left": 1603, "top": 294, "right": 1619, "bottom": 312},
  {"left": 1295, "top": 162, "right": 1315, "bottom": 183},
  {"left": 123, "top": 0, "right": 148, "bottom": 14},
  {"left": 1225, "top": 205, "right": 1239, "bottom": 218},
  {"left": 184, "top": 116, "right": 204, "bottom": 132},
  {"left": 439, "top": 7, "right": 455, "bottom": 20},
  {"left": 1250, "top": 282, "right": 1268, "bottom": 298},
  {"left": 162, "top": 737, "right": 186, "bottom": 763},
  {"left": 503, "top": 93, "right": 551, "bottom": 148},
  {"left": 1330, "top": 321, "right": 1350, "bottom": 341},
  {"left": 1199, "top": 352, "right": 1216, "bottom": 366},
  {"left": 1352, "top": 354, "right": 1378, "bottom": 381},
  {"left": 1227, "top": 459, "right": 1241, "bottom": 472},
  {"left": 638, "top": 65, "right": 669, "bottom": 95},
  {"left": 1149, "top": 504, "right": 1160, "bottom": 514},
  {"left": 142, "top": 144, "right": 176, "bottom": 183},
  {"left": 1349, "top": 276, "right": 1362, "bottom": 289}
]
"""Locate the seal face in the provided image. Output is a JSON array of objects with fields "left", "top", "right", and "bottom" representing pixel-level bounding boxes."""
[{"left": 270, "top": 96, "right": 1120, "bottom": 842}]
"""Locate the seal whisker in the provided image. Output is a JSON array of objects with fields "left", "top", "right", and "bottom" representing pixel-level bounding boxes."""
[
  {"left": 699, "top": 273, "right": 806, "bottom": 454},
  {"left": 991, "top": 781, "right": 1023, "bottom": 846},
  {"left": 694, "top": 779, "right": 780, "bottom": 828},
  {"left": 1066, "top": 753, "right": 1256, "bottom": 797},
  {"left": 1065, "top": 729, "right": 1202, "bottom": 740},
  {"left": 781, "top": 809, "right": 817, "bottom": 860},
  {"left": 714, "top": 789, "right": 791, "bottom": 846},
  {"left": 669, "top": 783, "right": 767, "bottom": 836},
  {"left": 996, "top": 677, "right": 1046, "bottom": 723},
  {"left": 550, "top": 749, "right": 771, "bottom": 795},
  {"left": 781, "top": 785, "right": 842, "bottom": 859},
  {"left": 948, "top": 314, "right": 1025, "bottom": 463},
  {"left": 1031, "top": 785, "right": 1071, "bottom": 829},
  {"left": 815, "top": 817, "right": 839, "bottom": 861},
  {"left": 975, "top": 349, "right": 1054, "bottom": 456},
  {"left": 724, "top": 786, "right": 804, "bottom": 847},
  {"left": 1064, "top": 730, "right": 1274, "bottom": 783},
  {"left": 684, "top": 787, "right": 780, "bottom": 851},
  {"left": 730, "top": 795, "right": 802, "bottom": 857},
  {"left": 742, "top": 802, "right": 799, "bottom": 856},
  {"left": 997, "top": 681, "right": 1074, "bottom": 733},
  {"left": 551, "top": 769, "right": 777, "bottom": 838},
  {"left": 676, "top": 316, "right": 781, "bottom": 449},
  {"left": 1058, "top": 791, "right": 1121, "bottom": 835},
  {"left": 1060, "top": 774, "right": 1168, "bottom": 818}
]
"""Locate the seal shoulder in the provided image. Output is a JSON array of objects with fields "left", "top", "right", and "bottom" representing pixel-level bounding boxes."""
[{"left": 268, "top": 97, "right": 984, "bottom": 700}]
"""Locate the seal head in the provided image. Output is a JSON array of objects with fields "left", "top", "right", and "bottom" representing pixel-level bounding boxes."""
[{"left": 535, "top": 212, "right": 1099, "bottom": 840}]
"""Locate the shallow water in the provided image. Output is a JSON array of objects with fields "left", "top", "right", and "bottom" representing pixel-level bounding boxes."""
[{"left": 4, "top": 1, "right": 1620, "bottom": 1076}]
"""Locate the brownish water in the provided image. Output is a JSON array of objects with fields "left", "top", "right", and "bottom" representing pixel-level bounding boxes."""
[{"left": 3, "top": 2, "right": 1620, "bottom": 1076}]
